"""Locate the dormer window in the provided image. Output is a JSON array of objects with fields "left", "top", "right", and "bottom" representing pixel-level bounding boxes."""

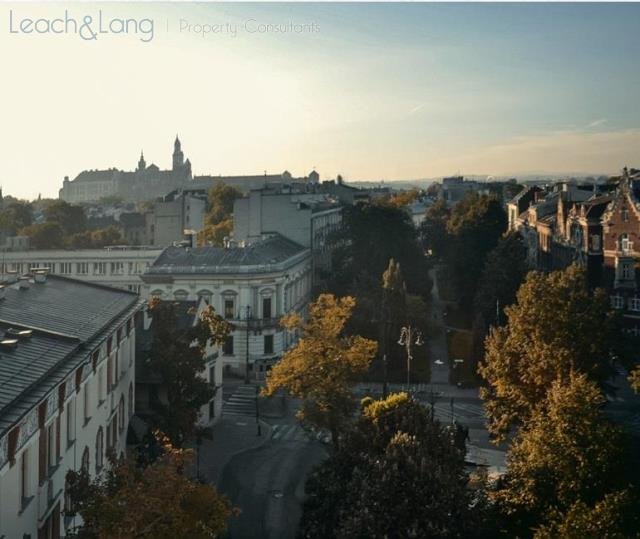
[{"left": 622, "top": 208, "right": 630, "bottom": 222}]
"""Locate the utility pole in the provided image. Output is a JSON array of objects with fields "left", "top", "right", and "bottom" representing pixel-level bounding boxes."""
[
  {"left": 244, "top": 305, "right": 251, "bottom": 384},
  {"left": 398, "top": 326, "right": 424, "bottom": 387},
  {"left": 255, "top": 385, "right": 262, "bottom": 436}
]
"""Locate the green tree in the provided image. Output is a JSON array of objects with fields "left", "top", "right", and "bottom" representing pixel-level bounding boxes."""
[
  {"left": 263, "top": 294, "right": 377, "bottom": 446},
  {"left": 19, "top": 222, "right": 65, "bottom": 249},
  {"left": 479, "top": 265, "right": 620, "bottom": 440},
  {"left": 446, "top": 193, "right": 507, "bottom": 303},
  {"left": 419, "top": 198, "right": 449, "bottom": 258},
  {"left": 44, "top": 199, "right": 87, "bottom": 234},
  {"left": 0, "top": 201, "right": 33, "bottom": 234},
  {"left": 473, "top": 231, "right": 528, "bottom": 326},
  {"left": 146, "top": 300, "right": 232, "bottom": 445},
  {"left": 90, "top": 225, "right": 126, "bottom": 247},
  {"left": 494, "top": 374, "right": 637, "bottom": 537},
  {"left": 206, "top": 183, "right": 242, "bottom": 225},
  {"left": 65, "top": 432, "right": 232, "bottom": 538},
  {"left": 300, "top": 393, "right": 486, "bottom": 538}
]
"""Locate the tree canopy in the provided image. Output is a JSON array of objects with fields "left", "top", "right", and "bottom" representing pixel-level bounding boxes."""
[
  {"left": 146, "top": 299, "right": 232, "bottom": 445},
  {"left": 479, "top": 265, "right": 620, "bottom": 440},
  {"left": 300, "top": 393, "right": 486, "bottom": 538},
  {"left": 493, "top": 373, "right": 638, "bottom": 537},
  {"left": 206, "top": 183, "right": 242, "bottom": 226},
  {"left": 43, "top": 200, "right": 88, "bottom": 235},
  {"left": 65, "top": 432, "right": 232, "bottom": 538},
  {"left": 263, "top": 294, "right": 377, "bottom": 446}
]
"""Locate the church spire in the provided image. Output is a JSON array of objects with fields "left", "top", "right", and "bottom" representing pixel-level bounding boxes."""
[
  {"left": 138, "top": 150, "right": 146, "bottom": 172},
  {"left": 172, "top": 135, "right": 184, "bottom": 171}
]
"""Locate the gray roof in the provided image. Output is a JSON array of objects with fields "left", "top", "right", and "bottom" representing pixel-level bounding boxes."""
[
  {"left": 0, "top": 276, "right": 141, "bottom": 436},
  {"left": 146, "top": 235, "right": 308, "bottom": 276}
]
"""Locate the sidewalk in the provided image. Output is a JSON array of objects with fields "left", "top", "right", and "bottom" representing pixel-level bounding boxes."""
[{"left": 196, "top": 416, "right": 272, "bottom": 485}]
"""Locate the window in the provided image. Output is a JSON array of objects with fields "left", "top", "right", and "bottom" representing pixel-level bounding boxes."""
[
  {"left": 83, "top": 382, "right": 91, "bottom": 423},
  {"left": 118, "top": 396, "right": 125, "bottom": 432},
  {"left": 629, "top": 298, "right": 640, "bottom": 312},
  {"left": 611, "top": 295, "right": 625, "bottom": 309},
  {"left": 209, "top": 400, "right": 215, "bottom": 421},
  {"left": 20, "top": 448, "right": 29, "bottom": 505},
  {"left": 591, "top": 235, "right": 601, "bottom": 251},
  {"left": 81, "top": 447, "right": 90, "bottom": 473},
  {"left": 622, "top": 263, "right": 634, "bottom": 280},
  {"left": 76, "top": 262, "right": 89, "bottom": 275},
  {"left": 128, "top": 383, "right": 134, "bottom": 418},
  {"left": 110, "top": 262, "right": 124, "bottom": 275},
  {"left": 223, "top": 336, "right": 234, "bottom": 356},
  {"left": 98, "top": 367, "right": 105, "bottom": 403},
  {"left": 197, "top": 290, "right": 212, "bottom": 303},
  {"left": 209, "top": 365, "right": 216, "bottom": 386},
  {"left": 224, "top": 299, "right": 235, "bottom": 319},
  {"left": 107, "top": 357, "right": 113, "bottom": 393},
  {"left": 174, "top": 289, "right": 189, "bottom": 301},
  {"left": 95, "top": 428, "right": 104, "bottom": 472},
  {"left": 66, "top": 402, "right": 75, "bottom": 448},
  {"left": 93, "top": 262, "right": 107, "bottom": 275},
  {"left": 620, "top": 233, "right": 630, "bottom": 253},
  {"left": 264, "top": 335, "right": 274, "bottom": 355},
  {"left": 622, "top": 208, "right": 630, "bottom": 222},
  {"left": 262, "top": 297, "right": 272, "bottom": 319},
  {"left": 60, "top": 262, "right": 73, "bottom": 275}
]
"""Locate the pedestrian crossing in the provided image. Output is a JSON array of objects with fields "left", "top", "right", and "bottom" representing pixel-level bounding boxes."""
[
  {"left": 222, "top": 385, "right": 257, "bottom": 417},
  {"left": 429, "top": 401, "right": 486, "bottom": 421},
  {"left": 270, "top": 423, "right": 310, "bottom": 443}
]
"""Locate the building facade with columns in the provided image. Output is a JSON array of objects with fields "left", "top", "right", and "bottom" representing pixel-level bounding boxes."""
[
  {"left": 0, "top": 272, "right": 142, "bottom": 539},
  {"left": 141, "top": 234, "right": 312, "bottom": 377}
]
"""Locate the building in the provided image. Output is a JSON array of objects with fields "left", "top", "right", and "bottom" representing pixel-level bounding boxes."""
[
  {"left": 0, "top": 247, "right": 163, "bottom": 294},
  {"left": 0, "top": 272, "right": 142, "bottom": 538},
  {"left": 233, "top": 189, "right": 342, "bottom": 285},
  {"left": 59, "top": 136, "right": 192, "bottom": 204},
  {"left": 141, "top": 234, "right": 312, "bottom": 377},
  {"left": 508, "top": 168, "right": 640, "bottom": 334},
  {"left": 150, "top": 189, "right": 207, "bottom": 247}
]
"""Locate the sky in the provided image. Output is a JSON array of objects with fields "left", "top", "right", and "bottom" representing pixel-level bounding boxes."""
[{"left": 2, "top": 2, "right": 640, "bottom": 199}]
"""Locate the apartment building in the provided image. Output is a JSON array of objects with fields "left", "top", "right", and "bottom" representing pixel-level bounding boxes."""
[
  {"left": 0, "top": 247, "right": 163, "bottom": 294},
  {"left": 141, "top": 234, "right": 311, "bottom": 377},
  {"left": 0, "top": 272, "right": 142, "bottom": 538}
]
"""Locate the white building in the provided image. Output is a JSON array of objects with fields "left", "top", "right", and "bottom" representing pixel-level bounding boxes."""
[
  {"left": 141, "top": 234, "right": 312, "bottom": 378},
  {"left": 0, "top": 272, "right": 142, "bottom": 538},
  {"left": 0, "top": 247, "right": 163, "bottom": 294}
]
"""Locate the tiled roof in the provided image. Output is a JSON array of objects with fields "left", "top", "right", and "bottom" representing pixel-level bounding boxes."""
[
  {"left": 146, "top": 234, "right": 308, "bottom": 275},
  {"left": 0, "top": 276, "right": 141, "bottom": 436}
]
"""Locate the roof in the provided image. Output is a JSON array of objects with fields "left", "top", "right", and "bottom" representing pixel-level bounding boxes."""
[
  {"left": 72, "top": 169, "right": 118, "bottom": 183},
  {"left": 146, "top": 234, "right": 308, "bottom": 276},
  {"left": 0, "top": 275, "right": 141, "bottom": 436}
]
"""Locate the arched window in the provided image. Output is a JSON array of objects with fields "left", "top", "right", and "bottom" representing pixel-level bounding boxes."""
[
  {"left": 150, "top": 289, "right": 164, "bottom": 298},
  {"left": 81, "top": 446, "right": 90, "bottom": 474},
  {"left": 95, "top": 427, "right": 104, "bottom": 472},
  {"left": 118, "top": 396, "right": 125, "bottom": 432},
  {"left": 128, "top": 383, "right": 134, "bottom": 418},
  {"left": 197, "top": 290, "right": 213, "bottom": 304},
  {"left": 173, "top": 289, "right": 189, "bottom": 301}
]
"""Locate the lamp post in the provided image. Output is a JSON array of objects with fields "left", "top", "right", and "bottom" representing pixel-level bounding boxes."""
[
  {"left": 244, "top": 305, "right": 251, "bottom": 384},
  {"left": 397, "top": 326, "right": 424, "bottom": 386}
]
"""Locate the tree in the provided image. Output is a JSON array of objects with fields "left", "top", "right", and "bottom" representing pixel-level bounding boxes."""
[
  {"left": 65, "top": 432, "right": 232, "bottom": 538},
  {"left": 419, "top": 198, "right": 449, "bottom": 258},
  {"left": 300, "top": 393, "right": 486, "bottom": 538},
  {"left": 146, "top": 300, "right": 232, "bottom": 445},
  {"left": 43, "top": 200, "right": 87, "bottom": 234},
  {"left": 19, "top": 222, "right": 65, "bottom": 249},
  {"left": 206, "top": 183, "right": 242, "bottom": 225},
  {"left": 0, "top": 201, "right": 33, "bottom": 234},
  {"left": 479, "top": 265, "right": 620, "bottom": 440},
  {"left": 494, "top": 374, "right": 638, "bottom": 537},
  {"left": 446, "top": 193, "right": 507, "bottom": 303},
  {"left": 198, "top": 218, "right": 233, "bottom": 247},
  {"left": 90, "top": 225, "right": 126, "bottom": 247},
  {"left": 473, "top": 231, "right": 528, "bottom": 326},
  {"left": 263, "top": 294, "right": 377, "bottom": 446}
]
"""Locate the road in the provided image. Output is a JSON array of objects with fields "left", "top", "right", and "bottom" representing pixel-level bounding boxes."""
[{"left": 218, "top": 403, "right": 327, "bottom": 539}]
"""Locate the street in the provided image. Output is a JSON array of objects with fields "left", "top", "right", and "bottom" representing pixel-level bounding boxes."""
[{"left": 218, "top": 406, "right": 327, "bottom": 539}]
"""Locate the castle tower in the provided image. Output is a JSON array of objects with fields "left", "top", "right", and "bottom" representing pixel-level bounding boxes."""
[
  {"left": 172, "top": 135, "right": 184, "bottom": 171},
  {"left": 137, "top": 150, "right": 146, "bottom": 172}
]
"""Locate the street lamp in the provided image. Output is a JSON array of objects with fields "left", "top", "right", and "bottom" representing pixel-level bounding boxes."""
[
  {"left": 244, "top": 305, "right": 251, "bottom": 384},
  {"left": 397, "top": 326, "right": 424, "bottom": 386}
]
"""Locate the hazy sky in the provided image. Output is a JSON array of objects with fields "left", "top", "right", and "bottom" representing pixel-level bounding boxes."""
[{"left": 2, "top": 2, "right": 640, "bottom": 199}]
